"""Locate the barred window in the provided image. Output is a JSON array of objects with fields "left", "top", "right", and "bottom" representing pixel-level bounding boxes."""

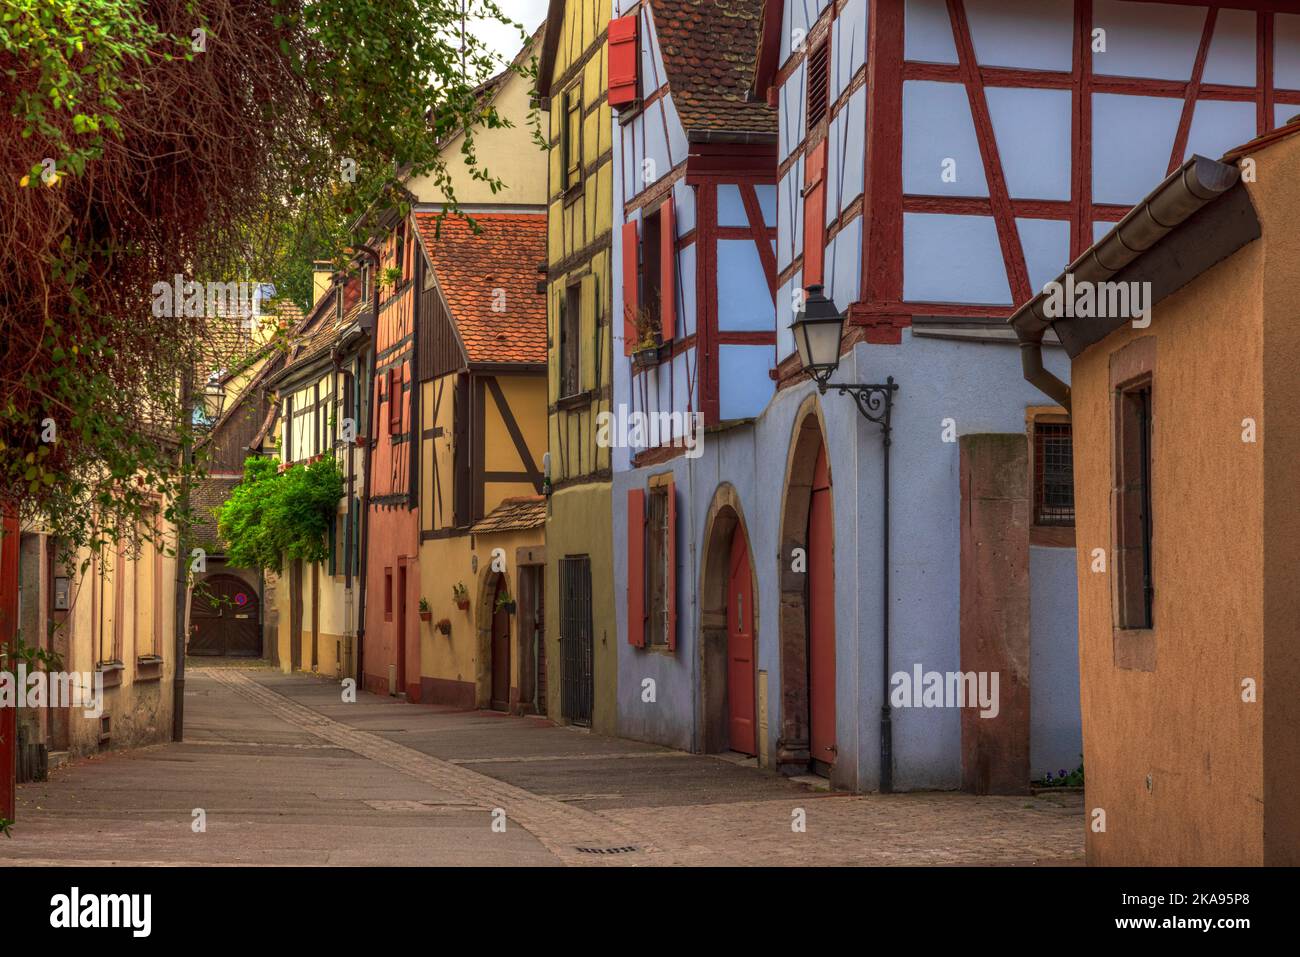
[{"left": 1033, "top": 421, "right": 1074, "bottom": 526}]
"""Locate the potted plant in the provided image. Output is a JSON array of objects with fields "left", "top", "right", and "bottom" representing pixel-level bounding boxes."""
[
  {"left": 453, "top": 582, "right": 470, "bottom": 610},
  {"left": 418, "top": 597, "right": 432, "bottom": 622},
  {"left": 628, "top": 304, "right": 661, "bottom": 369},
  {"left": 495, "top": 586, "right": 516, "bottom": 616},
  {"left": 435, "top": 617, "right": 452, "bottom": 636}
]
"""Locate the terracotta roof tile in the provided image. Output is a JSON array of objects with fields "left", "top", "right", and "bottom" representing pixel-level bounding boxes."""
[
  {"left": 651, "top": 0, "right": 775, "bottom": 136},
  {"left": 470, "top": 496, "right": 546, "bottom": 535},
  {"left": 413, "top": 213, "right": 548, "bottom": 365}
]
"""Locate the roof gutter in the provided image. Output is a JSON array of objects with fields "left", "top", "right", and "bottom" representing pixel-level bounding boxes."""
[{"left": 1007, "top": 154, "right": 1241, "bottom": 411}]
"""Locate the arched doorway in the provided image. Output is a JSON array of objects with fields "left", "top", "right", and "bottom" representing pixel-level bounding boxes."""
[
  {"left": 727, "top": 526, "right": 756, "bottom": 754},
  {"left": 191, "top": 574, "right": 261, "bottom": 657},
  {"left": 808, "top": 444, "right": 836, "bottom": 773},
  {"left": 776, "top": 397, "right": 836, "bottom": 776},
  {"left": 698, "top": 484, "right": 758, "bottom": 757},
  {"left": 490, "top": 574, "right": 511, "bottom": 712}
]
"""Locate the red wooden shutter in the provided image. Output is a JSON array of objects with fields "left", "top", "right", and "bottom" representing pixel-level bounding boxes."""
[
  {"left": 665, "top": 478, "right": 677, "bottom": 651},
  {"left": 803, "top": 139, "right": 827, "bottom": 287},
  {"left": 608, "top": 15, "right": 639, "bottom": 108},
  {"left": 627, "top": 487, "right": 646, "bottom": 647},
  {"left": 622, "top": 220, "right": 640, "bottom": 355},
  {"left": 660, "top": 196, "right": 676, "bottom": 342}
]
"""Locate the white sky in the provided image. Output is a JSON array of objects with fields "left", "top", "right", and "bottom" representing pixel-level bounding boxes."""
[{"left": 469, "top": 0, "right": 551, "bottom": 67}]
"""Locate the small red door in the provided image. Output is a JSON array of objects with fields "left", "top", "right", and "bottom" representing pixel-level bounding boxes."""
[
  {"left": 396, "top": 565, "right": 407, "bottom": 695},
  {"left": 491, "top": 575, "right": 511, "bottom": 712},
  {"left": 727, "top": 526, "right": 756, "bottom": 756},
  {"left": 808, "top": 444, "right": 837, "bottom": 770}
]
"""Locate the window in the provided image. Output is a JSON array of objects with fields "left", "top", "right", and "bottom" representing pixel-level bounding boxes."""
[
  {"left": 328, "top": 514, "right": 337, "bottom": 576},
  {"left": 283, "top": 396, "right": 293, "bottom": 462},
  {"left": 806, "top": 41, "right": 831, "bottom": 132},
  {"left": 1114, "top": 380, "right": 1154, "bottom": 630},
  {"left": 384, "top": 567, "right": 394, "bottom": 622},
  {"left": 641, "top": 208, "right": 662, "bottom": 333},
  {"left": 1033, "top": 421, "right": 1074, "bottom": 526},
  {"left": 559, "top": 284, "right": 581, "bottom": 397},
  {"left": 563, "top": 87, "right": 582, "bottom": 190},
  {"left": 394, "top": 222, "right": 406, "bottom": 282},
  {"left": 387, "top": 367, "right": 402, "bottom": 434}
]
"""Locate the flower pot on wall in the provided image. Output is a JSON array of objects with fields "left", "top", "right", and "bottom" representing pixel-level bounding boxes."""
[
  {"left": 419, "top": 610, "right": 432, "bottom": 623},
  {"left": 435, "top": 618, "right": 451, "bottom": 636}
]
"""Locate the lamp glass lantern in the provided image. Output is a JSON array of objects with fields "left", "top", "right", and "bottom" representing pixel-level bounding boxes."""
[
  {"left": 790, "top": 284, "right": 846, "bottom": 389},
  {"left": 198, "top": 372, "right": 226, "bottom": 426}
]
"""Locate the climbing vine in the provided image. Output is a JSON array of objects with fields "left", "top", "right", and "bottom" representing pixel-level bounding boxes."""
[{"left": 216, "top": 455, "right": 343, "bottom": 573}]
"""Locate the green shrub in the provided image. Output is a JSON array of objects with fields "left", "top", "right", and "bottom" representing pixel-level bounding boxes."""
[{"left": 217, "top": 455, "right": 342, "bottom": 573}]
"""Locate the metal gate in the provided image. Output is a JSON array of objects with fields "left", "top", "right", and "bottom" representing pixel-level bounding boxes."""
[{"left": 560, "top": 557, "right": 592, "bottom": 726}]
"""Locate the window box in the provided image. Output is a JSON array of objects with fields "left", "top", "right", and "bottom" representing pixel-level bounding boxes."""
[{"left": 632, "top": 344, "right": 660, "bottom": 369}]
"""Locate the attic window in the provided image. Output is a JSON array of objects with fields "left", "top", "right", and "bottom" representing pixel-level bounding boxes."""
[{"left": 806, "top": 42, "right": 830, "bottom": 131}]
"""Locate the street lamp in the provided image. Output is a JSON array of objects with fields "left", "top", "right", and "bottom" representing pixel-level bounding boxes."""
[
  {"left": 198, "top": 372, "right": 226, "bottom": 427},
  {"left": 791, "top": 284, "right": 847, "bottom": 390},
  {"left": 789, "top": 283, "right": 899, "bottom": 793},
  {"left": 789, "top": 285, "right": 896, "bottom": 427}
]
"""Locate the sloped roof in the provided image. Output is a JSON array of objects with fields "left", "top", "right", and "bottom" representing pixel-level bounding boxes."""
[
  {"left": 470, "top": 496, "right": 546, "bottom": 535},
  {"left": 651, "top": 0, "right": 776, "bottom": 136},
  {"left": 1222, "top": 111, "right": 1300, "bottom": 162},
  {"left": 413, "top": 212, "right": 547, "bottom": 365}
]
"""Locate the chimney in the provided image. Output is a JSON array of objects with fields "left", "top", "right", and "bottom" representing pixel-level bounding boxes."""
[{"left": 311, "top": 260, "right": 335, "bottom": 309}]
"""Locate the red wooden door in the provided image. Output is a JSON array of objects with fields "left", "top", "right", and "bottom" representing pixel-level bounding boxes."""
[
  {"left": 727, "top": 526, "right": 756, "bottom": 755},
  {"left": 491, "top": 575, "right": 511, "bottom": 712},
  {"left": 396, "top": 565, "right": 407, "bottom": 695},
  {"left": 808, "top": 444, "right": 836, "bottom": 769}
]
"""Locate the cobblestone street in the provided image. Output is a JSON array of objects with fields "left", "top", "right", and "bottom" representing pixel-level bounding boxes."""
[{"left": 1, "top": 667, "right": 1083, "bottom": 867}]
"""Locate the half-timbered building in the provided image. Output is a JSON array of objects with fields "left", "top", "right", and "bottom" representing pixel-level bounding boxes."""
[
  {"left": 538, "top": 0, "right": 620, "bottom": 732},
  {"left": 361, "top": 210, "right": 421, "bottom": 698},
  {"left": 607, "top": 0, "right": 779, "bottom": 753},
  {"left": 413, "top": 212, "right": 549, "bottom": 712},
  {"left": 263, "top": 275, "right": 368, "bottom": 680},
  {"left": 606, "top": 0, "right": 1297, "bottom": 792}
]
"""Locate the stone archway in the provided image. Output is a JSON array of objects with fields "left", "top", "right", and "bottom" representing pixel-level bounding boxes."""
[
  {"left": 474, "top": 567, "right": 505, "bottom": 710},
  {"left": 775, "top": 394, "right": 833, "bottom": 773},
  {"left": 698, "top": 483, "right": 759, "bottom": 757}
]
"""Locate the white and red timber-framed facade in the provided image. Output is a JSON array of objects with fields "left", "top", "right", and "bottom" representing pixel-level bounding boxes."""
[{"left": 605, "top": 0, "right": 1297, "bottom": 793}]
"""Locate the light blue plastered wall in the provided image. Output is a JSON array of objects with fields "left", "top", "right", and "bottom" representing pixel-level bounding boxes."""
[{"left": 613, "top": 331, "right": 1079, "bottom": 792}]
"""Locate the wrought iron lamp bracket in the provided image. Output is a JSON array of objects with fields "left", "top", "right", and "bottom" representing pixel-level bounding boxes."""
[{"left": 817, "top": 376, "right": 898, "bottom": 439}]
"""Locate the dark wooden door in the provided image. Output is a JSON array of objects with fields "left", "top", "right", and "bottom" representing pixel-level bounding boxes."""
[
  {"left": 310, "top": 562, "right": 320, "bottom": 670},
  {"left": 727, "top": 525, "right": 756, "bottom": 755},
  {"left": 191, "top": 574, "right": 262, "bottom": 658},
  {"left": 534, "top": 567, "right": 546, "bottom": 716},
  {"left": 560, "top": 557, "right": 592, "bottom": 725},
  {"left": 491, "top": 575, "right": 511, "bottom": 711},
  {"left": 290, "top": 560, "right": 303, "bottom": 670},
  {"left": 808, "top": 444, "right": 836, "bottom": 771}
]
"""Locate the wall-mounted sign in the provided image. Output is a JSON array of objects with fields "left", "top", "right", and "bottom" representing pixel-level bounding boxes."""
[{"left": 53, "top": 576, "right": 70, "bottom": 610}]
